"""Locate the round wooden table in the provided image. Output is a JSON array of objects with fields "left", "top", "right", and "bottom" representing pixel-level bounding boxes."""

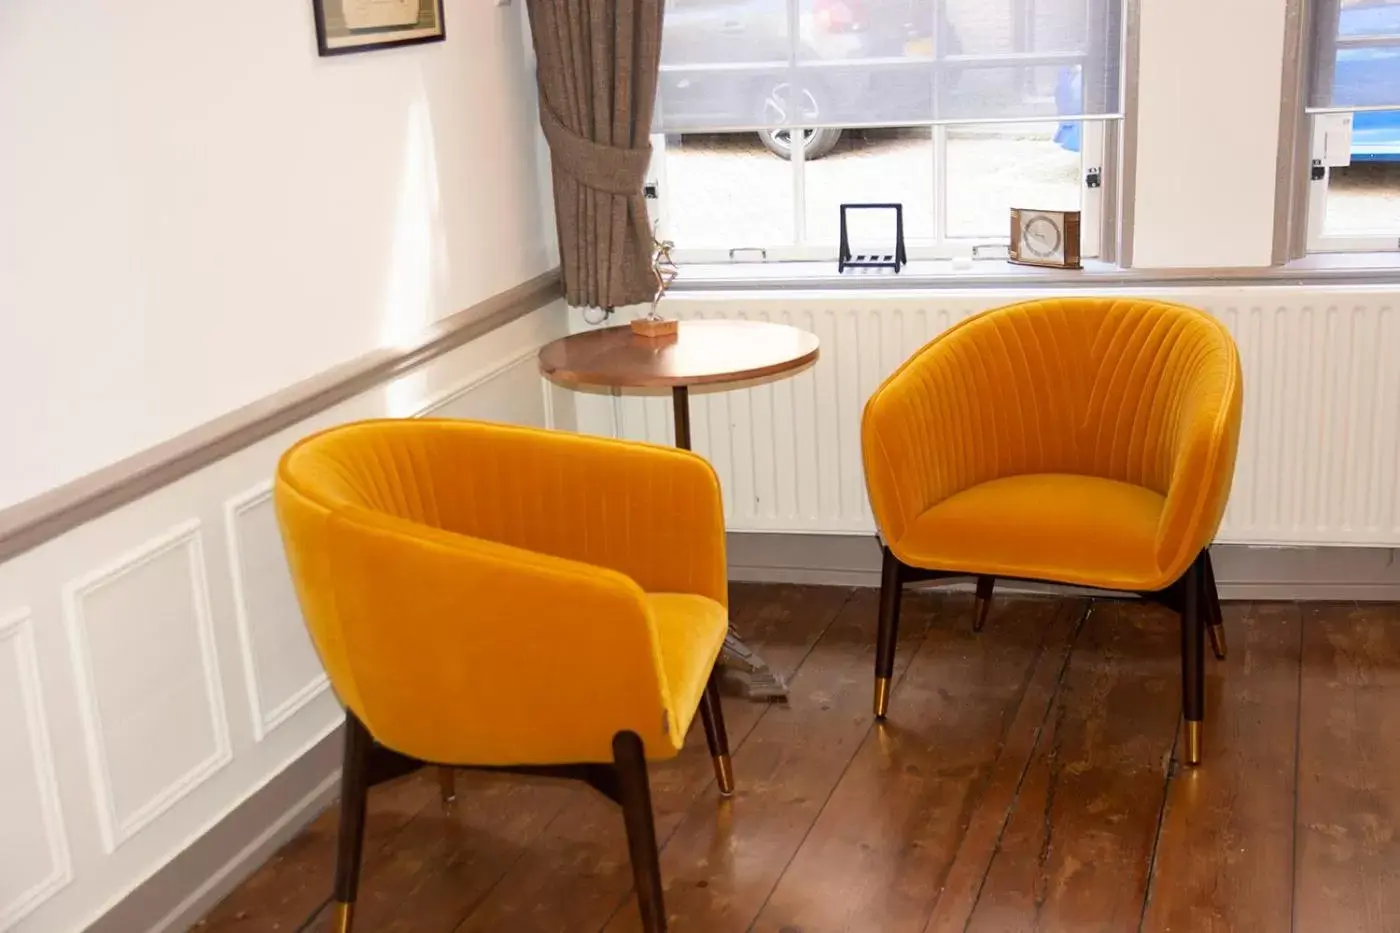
[{"left": 539, "top": 318, "right": 821, "bottom": 700}]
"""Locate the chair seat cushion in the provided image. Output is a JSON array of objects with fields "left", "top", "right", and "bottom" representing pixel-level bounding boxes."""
[
  {"left": 645, "top": 593, "right": 729, "bottom": 744},
  {"left": 895, "top": 474, "right": 1169, "bottom": 592}
]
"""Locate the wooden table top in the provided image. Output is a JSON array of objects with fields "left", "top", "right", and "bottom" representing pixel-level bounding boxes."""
[{"left": 538, "top": 319, "right": 820, "bottom": 389}]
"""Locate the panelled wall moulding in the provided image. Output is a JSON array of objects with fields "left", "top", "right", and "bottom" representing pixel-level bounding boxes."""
[
  {"left": 0, "top": 608, "right": 73, "bottom": 930},
  {"left": 224, "top": 484, "right": 329, "bottom": 743},
  {"left": 411, "top": 346, "right": 546, "bottom": 419},
  {"left": 62, "top": 521, "right": 233, "bottom": 853}
]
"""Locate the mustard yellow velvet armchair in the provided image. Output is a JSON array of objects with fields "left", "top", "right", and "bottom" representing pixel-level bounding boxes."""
[
  {"left": 274, "top": 419, "right": 735, "bottom": 933},
  {"left": 862, "top": 298, "right": 1243, "bottom": 766}
]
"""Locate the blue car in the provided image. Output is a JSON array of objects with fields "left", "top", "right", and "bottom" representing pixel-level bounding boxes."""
[{"left": 1057, "top": 0, "right": 1400, "bottom": 161}]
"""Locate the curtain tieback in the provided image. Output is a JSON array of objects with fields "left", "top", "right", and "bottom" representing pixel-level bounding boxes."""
[{"left": 539, "top": 101, "right": 652, "bottom": 196}]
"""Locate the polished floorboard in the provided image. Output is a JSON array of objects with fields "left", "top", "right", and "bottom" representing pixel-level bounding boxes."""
[{"left": 196, "top": 584, "right": 1400, "bottom": 933}]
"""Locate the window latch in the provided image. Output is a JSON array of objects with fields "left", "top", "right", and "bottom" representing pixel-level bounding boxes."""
[
  {"left": 1085, "top": 167, "right": 1102, "bottom": 189},
  {"left": 1310, "top": 160, "right": 1325, "bottom": 182},
  {"left": 644, "top": 182, "right": 659, "bottom": 199}
]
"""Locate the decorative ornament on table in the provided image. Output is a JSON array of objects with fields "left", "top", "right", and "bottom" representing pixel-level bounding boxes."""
[{"left": 630, "top": 236, "right": 681, "bottom": 338}]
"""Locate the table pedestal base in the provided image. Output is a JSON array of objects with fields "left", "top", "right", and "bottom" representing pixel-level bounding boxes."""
[
  {"left": 720, "top": 630, "right": 789, "bottom": 701},
  {"left": 674, "top": 386, "right": 789, "bottom": 702}
]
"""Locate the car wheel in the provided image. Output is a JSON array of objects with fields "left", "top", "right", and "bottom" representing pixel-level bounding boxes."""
[
  {"left": 758, "top": 125, "right": 844, "bottom": 161},
  {"left": 754, "top": 82, "right": 843, "bottom": 161}
]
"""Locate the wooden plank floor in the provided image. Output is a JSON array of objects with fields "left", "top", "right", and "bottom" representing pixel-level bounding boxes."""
[{"left": 196, "top": 584, "right": 1400, "bottom": 933}]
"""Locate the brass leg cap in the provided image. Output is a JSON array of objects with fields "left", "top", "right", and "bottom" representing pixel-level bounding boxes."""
[
  {"left": 874, "top": 677, "right": 891, "bottom": 719},
  {"left": 332, "top": 900, "right": 355, "bottom": 933},
  {"left": 1208, "top": 622, "right": 1228, "bottom": 661},
  {"left": 1184, "top": 720, "right": 1203, "bottom": 767},
  {"left": 715, "top": 754, "right": 735, "bottom": 797}
]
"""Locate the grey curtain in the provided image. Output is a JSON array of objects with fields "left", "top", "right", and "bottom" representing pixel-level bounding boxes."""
[{"left": 526, "top": 0, "right": 664, "bottom": 311}]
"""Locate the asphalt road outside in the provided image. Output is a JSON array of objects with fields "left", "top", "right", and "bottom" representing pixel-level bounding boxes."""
[{"left": 661, "top": 127, "right": 1400, "bottom": 250}]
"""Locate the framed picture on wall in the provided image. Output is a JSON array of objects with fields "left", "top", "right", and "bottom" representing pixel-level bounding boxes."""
[{"left": 312, "top": 0, "right": 445, "bottom": 56}]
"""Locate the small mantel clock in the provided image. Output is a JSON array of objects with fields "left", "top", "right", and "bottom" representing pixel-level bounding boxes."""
[{"left": 1009, "top": 208, "right": 1081, "bottom": 269}]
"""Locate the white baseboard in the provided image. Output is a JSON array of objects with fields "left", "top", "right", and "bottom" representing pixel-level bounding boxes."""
[
  {"left": 727, "top": 532, "right": 1400, "bottom": 601},
  {"left": 88, "top": 726, "right": 342, "bottom": 933}
]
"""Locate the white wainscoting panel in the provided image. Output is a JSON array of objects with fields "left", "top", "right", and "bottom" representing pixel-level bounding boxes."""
[
  {"left": 63, "top": 522, "right": 232, "bottom": 852},
  {"left": 0, "top": 609, "right": 72, "bottom": 930},
  {"left": 605, "top": 288, "right": 1400, "bottom": 547},
  {"left": 225, "top": 485, "right": 327, "bottom": 741},
  {"left": 415, "top": 346, "right": 553, "bottom": 424},
  {"left": 0, "top": 299, "right": 569, "bottom": 933}
]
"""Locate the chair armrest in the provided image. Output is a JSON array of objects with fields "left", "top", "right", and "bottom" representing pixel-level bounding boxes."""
[
  {"left": 276, "top": 486, "right": 685, "bottom": 766},
  {"left": 424, "top": 421, "right": 728, "bottom": 606},
  {"left": 1154, "top": 347, "right": 1244, "bottom": 581},
  {"left": 861, "top": 332, "right": 992, "bottom": 552}
]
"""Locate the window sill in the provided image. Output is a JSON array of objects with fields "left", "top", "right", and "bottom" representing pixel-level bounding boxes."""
[{"left": 670, "top": 253, "right": 1400, "bottom": 292}]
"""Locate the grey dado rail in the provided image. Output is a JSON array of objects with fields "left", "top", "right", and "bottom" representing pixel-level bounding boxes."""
[{"left": 0, "top": 269, "right": 564, "bottom": 564}]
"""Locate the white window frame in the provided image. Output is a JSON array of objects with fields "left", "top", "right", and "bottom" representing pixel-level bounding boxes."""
[
  {"left": 1305, "top": 110, "right": 1400, "bottom": 253},
  {"left": 1300, "top": 0, "right": 1400, "bottom": 255},
  {"left": 648, "top": 117, "right": 1114, "bottom": 265}
]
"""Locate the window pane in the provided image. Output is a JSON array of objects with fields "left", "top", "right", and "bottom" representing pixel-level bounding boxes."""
[
  {"left": 945, "top": 121, "right": 1081, "bottom": 239},
  {"left": 657, "top": 0, "right": 1124, "bottom": 132},
  {"left": 1323, "top": 162, "right": 1400, "bottom": 237},
  {"left": 657, "top": 2, "right": 791, "bottom": 132},
  {"left": 803, "top": 128, "right": 935, "bottom": 245},
  {"left": 1308, "top": 0, "right": 1400, "bottom": 110},
  {"left": 659, "top": 132, "right": 795, "bottom": 250}
]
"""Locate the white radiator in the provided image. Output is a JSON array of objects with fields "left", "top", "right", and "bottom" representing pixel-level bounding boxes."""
[{"left": 598, "top": 287, "right": 1400, "bottom": 547}]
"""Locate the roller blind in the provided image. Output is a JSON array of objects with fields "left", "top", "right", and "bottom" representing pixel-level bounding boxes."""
[
  {"left": 1308, "top": 0, "right": 1400, "bottom": 111},
  {"left": 655, "top": 0, "right": 1124, "bottom": 133}
]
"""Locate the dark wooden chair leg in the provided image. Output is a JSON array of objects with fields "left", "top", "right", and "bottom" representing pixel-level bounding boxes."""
[
  {"left": 1180, "top": 555, "right": 1207, "bottom": 767},
  {"left": 437, "top": 766, "right": 457, "bottom": 813},
  {"left": 1201, "top": 549, "right": 1227, "bottom": 660},
  {"left": 697, "top": 668, "right": 734, "bottom": 796},
  {"left": 332, "top": 711, "right": 373, "bottom": 933},
  {"left": 973, "top": 575, "right": 995, "bottom": 632},
  {"left": 874, "top": 546, "right": 906, "bottom": 719},
  {"left": 613, "top": 731, "right": 668, "bottom": 933}
]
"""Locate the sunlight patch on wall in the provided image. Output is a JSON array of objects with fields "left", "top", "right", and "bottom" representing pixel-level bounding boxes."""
[{"left": 383, "top": 92, "right": 444, "bottom": 417}]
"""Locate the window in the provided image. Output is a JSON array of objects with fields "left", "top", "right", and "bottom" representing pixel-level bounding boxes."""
[
  {"left": 649, "top": 0, "right": 1125, "bottom": 264},
  {"left": 1305, "top": 0, "right": 1400, "bottom": 252}
]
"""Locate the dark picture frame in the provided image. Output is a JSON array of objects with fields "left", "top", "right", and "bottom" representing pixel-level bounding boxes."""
[{"left": 313, "top": 0, "right": 446, "bottom": 57}]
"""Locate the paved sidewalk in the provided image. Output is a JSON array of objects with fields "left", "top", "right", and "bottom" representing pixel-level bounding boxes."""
[{"left": 661, "top": 128, "right": 1400, "bottom": 250}]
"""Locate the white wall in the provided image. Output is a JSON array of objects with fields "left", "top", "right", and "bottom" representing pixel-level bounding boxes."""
[
  {"left": 0, "top": 0, "right": 555, "bottom": 509},
  {"left": 1130, "top": 0, "right": 1290, "bottom": 267}
]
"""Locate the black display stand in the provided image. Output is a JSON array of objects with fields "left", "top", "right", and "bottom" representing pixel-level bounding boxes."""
[{"left": 838, "top": 203, "right": 908, "bottom": 273}]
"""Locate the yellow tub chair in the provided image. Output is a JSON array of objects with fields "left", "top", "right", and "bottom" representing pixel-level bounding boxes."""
[
  {"left": 274, "top": 419, "right": 735, "bottom": 933},
  {"left": 862, "top": 298, "right": 1242, "bottom": 766}
]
